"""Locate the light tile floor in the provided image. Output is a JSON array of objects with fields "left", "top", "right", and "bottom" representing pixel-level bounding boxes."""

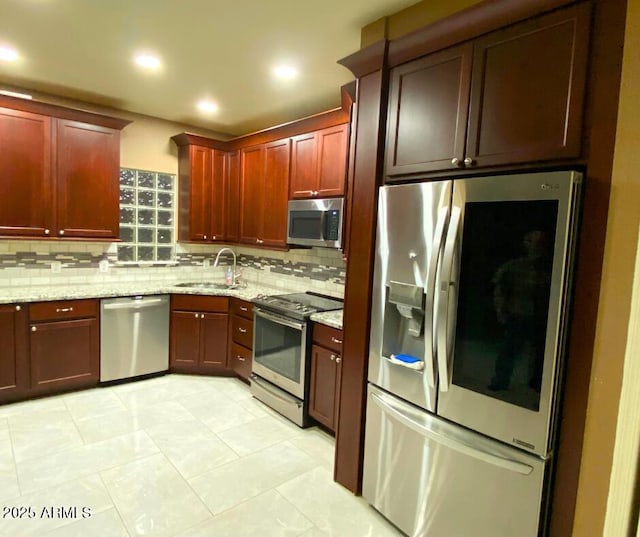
[{"left": 0, "top": 375, "right": 403, "bottom": 537}]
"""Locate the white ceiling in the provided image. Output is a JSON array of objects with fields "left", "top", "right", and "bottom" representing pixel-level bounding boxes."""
[{"left": 0, "top": 0, "right": 417, "bottom": 136}]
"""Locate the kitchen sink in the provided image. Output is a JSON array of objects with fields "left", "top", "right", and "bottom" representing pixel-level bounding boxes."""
[{"left": 174, "top": 282, "right": 239, "bottom": 290}]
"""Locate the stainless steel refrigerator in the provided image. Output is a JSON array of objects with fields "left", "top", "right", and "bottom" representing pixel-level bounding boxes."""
[{"left": 362, "top": 171, "right": 582, "bottom": 537}]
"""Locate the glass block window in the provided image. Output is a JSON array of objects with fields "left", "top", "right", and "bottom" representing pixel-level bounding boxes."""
[{"left": 118, "top": 168, "right": 176, "bottom": 262}]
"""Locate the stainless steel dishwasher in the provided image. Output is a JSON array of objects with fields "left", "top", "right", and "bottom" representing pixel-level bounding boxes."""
[{"left": 100, "top": 295, "right": 170, "bottom": 382}]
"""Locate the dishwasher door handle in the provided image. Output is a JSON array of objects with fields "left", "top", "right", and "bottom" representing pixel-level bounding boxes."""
[{"left": 103, "top": 298, "right": 166, "bottom": 310}]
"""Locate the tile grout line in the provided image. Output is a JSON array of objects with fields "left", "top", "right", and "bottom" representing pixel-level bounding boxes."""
[{"left": 96, "top": 473, "right": 132, "bottom": 537}]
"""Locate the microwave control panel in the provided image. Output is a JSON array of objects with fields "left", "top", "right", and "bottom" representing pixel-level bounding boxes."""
[{"left": 324, "top": 210, "right": 340, "bottom": 240}]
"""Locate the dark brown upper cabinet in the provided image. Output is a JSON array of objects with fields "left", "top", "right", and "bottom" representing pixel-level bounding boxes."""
[
  {"left": 0, "top": 97, "right": 129, "bottom": 240},
  {"left": 55, "top": 120, "right": 121, "bottom": 239},
  {"left": 239, "top": 139, "right": 290, "bottom": 248},
  {"left": 177, "top": 145, "right": 229, "bottom": 243},
  {"left": 290, "top": 124, "right": 348, "bottom": 199},
  {"left": 386, "top": 2, "right": 590, "bottom": 178}
]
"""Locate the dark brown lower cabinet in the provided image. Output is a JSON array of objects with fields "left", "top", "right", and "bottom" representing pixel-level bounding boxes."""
[
  {"left": 228, "top": 298, "right": 254, "bottom": 381},
  {"left": 29, "top": 302, "right": 99, "bottom": 394},
  {"left": 170, "top": 295, "right": 230, "bottom": 375},
  {"left": 309, "top": 324, "right": 344, "bottom": 433},
  {"left": 0, "top": 304, "right": 29, "bottom": 403}
]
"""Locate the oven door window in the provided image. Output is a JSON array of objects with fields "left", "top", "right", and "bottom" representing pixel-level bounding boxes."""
[
  {"left": 254, "top": 316, "right": 303, "bottom": 383},
  {"left": 289, "top": 210, "right": 323, "bottom": 240}
]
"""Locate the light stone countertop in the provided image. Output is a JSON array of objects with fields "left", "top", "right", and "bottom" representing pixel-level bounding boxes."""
[
  {"left": 0, "top": 280, "right": 344, "bottom": 329},
  {"left": 310, "top": 309, "right": 343, "bottom": 330},
  {"left": 0, "top": 281, "right": 280, "bottom": 305}
]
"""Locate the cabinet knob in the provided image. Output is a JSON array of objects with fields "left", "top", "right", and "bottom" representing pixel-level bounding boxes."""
[
  {"left": 194, "top": 313, "right": 199, "bottom": 318},
  {"left": 31, "top": 326, "right": 37, "bottom": 332},
  {"left": 312, "top": 191, "right": 319, "bottom": 197},
  {"left": 330, "top": 354, "right": 336, "bottom": 361},
  {"left": 44, "top": 229, "right": 50, "bottom": 235},
  {"left": 336, "top": 356, "right": 342, "bottom": 364},
  {"left": 15, "top": 305, "right": 21, "bottom": 312},
  {"left": 204, "top": 235, "right": 207, "bottom": 240},
  {"left": 212, "top": 235, "right": 216, "bottom": 240},
  {"left": 464, "top": 157, "right": 475, "bottom": 166},
  {"left": 59, "top": 230, "right": 65, "bottom": 236},
  {"left": 451, "top": 158, "right": 461, "bottom": 167}
]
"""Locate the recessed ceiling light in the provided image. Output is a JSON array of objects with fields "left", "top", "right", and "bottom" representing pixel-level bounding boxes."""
[
  {"left": 273, "top": 65, "right": 297, "bottom": 80},
  {"left": 134, "top": 52, "right": 161, "bottom": 70},
  {"left": 197, "top": 100, "right": 219, "bottom": 114},
  {"left": 0, "top": 45, "right": 19, "bottom": 62}
]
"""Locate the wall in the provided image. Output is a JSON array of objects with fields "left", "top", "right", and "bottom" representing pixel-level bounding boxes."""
[
  {"left": 0, "top": 241, "right": 346, "bottom": 298},
  {"left": 360, "top": 0, "right": 481, "bottom": 47},
  {"left": 571, "top": 0, "right": 640, "bottom": 533}
]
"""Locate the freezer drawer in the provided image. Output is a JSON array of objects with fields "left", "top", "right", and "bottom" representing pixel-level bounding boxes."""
[{"left": 363, "top": 384, "right": 546, "bottom": 537}]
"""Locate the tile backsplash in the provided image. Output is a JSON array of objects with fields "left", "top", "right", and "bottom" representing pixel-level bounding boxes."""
[{"left": 0, "top": 242, "right": 346, "bottom": 298}]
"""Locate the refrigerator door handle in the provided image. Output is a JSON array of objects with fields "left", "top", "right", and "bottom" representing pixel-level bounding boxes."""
[
  {"left": 436, "top": 206, "right": 461, "bottom": 392},
  {"left": 371, "top": 392, "right": 534, "bottom": 475},
  {"left": 425, "top": 206, "right": 449, "bottom": 388}
]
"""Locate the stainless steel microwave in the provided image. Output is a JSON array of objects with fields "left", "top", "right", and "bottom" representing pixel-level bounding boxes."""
[{"left": 287, "top": 198, "right": 344, "bottom": 248}]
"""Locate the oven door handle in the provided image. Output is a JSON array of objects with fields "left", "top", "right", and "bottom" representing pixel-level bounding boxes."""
[{"left": 254, "top": 308, "right": 305, "bottom": 331}]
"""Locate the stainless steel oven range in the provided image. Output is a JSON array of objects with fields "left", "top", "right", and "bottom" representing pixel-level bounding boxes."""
[{"left": 250, "top": 292, "right": 343, "bottom": 427}]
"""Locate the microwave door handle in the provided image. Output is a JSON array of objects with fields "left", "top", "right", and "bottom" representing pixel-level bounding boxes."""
[
  {"left": 436, "top": 206, "right": 461, "bottom": 392},
  {"left": 424, "top": 206, "right": 449, "bottom": 389},
  {"left": 320, "top": 209, "right": 328, "bottom": 241}
]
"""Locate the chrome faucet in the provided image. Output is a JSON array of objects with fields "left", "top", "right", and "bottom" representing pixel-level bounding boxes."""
[{"left": 213, "top": 247, "right": 237, "bottom": 285}]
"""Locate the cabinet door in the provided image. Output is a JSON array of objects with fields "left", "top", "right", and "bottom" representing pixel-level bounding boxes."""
[
  {"left": 466, "top": 3, "right": 590, "bottom": 167},
  {"left": 210, "top": 149, "right": 226, "bottom": 241},
  {"left": 0, "top": 305, "right": 28, "bottom": 403},
  {"left": 55, "top": 120, "right": 120, "bottom": 238},
  {"left": 30, "top": 318, "right": 99, "bottom": 393},
  {"left": 200, "top": 313, "right": 229, "bottom": 370},
  {"left": 261, "top": 138, "right": 290, "bottom": 248},
  {"left": 239, "top": 145, "right": 264, "bottom": 245},
  {"left": 225, "top": 151, "right": 240, "bottom": 242},
  {"left": 317, "top": 124, "right": 348, "bottom": 197},
  {"left": 290, "top": 132, "right": 318, "bottom": 199},
  {"left": 185, "top": 146, "right": 211, "bottom": 241},
  {"left": 386, "top": 43, "right": 472, "bottom": 177},
  {"left": 170, "top": 311, "right": 201, "bottom": 370},
  {"left": 309, "top": 344, "right": 342, "bottom": 431},
  {"left": 0, "top": 108, "right": 53, "bottom": 237}
]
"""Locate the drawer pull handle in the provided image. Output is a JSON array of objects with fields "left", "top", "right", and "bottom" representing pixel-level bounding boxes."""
[
  {"left": 240, "top": 306, "right": 248, "bottom": 312},
  {"left": 336, "top": 357, "right": 342, "bottom": 364},
  {"left": 238, "top": 327, "right": 247, "bottom": 333},
  {"left": 331, "top": 337, "right": 343, "bottom": 344},
  {"left": 237, "top": 356, "right": 245, "bottom": 362},
  {"left": 56, "top": 307, "right": 74, "bottom": 313}
]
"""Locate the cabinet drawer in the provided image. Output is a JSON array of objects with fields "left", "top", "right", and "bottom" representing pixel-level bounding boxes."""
[
  {"left": 171, "top": 294, "right": 229, "bottom": 313},
  {"left": 230, "top": 298, "right": 253, "bottom": 320},
  {"left": 30, "top": 299, "right": 98, "bottom": 322},
  {"left": 313, "top": 323, "right": 343, "bottom": 353},
  {"left": 230, "top": 342, "right": 252, "bottom": 380},
  {"left": 232, "top": 315, "right": 253, "bottom": 348}
]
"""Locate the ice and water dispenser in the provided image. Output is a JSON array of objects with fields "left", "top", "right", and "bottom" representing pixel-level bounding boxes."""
[{"left": 382, "top": 281, "right": 426, "bottom": 371}]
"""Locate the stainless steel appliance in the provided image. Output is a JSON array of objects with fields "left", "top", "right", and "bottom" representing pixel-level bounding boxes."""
[
  {"left": 287, "top": 198, "right": 344, "bottom": 248},
  {"left": 100, "top": 295, "right": 170, "bottom": 382},
  {"left": 251, "top": 292, "right": 343, "bottom": 426},
  {"left": 363, "top": 171, "right": 582, "bottom": 537}
]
